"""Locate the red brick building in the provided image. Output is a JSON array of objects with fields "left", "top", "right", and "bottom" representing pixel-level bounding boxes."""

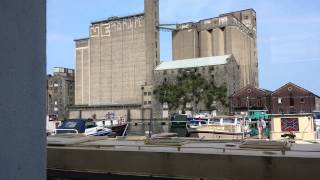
[
  {"left": 229, "top": 85, "right": 271, "bottom": 114},
  {"left": 271, "top": 82, "right": 320, "bottom": 114}
]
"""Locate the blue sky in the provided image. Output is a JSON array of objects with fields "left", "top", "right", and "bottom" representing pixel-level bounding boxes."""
[{"left": 47, "top": 0, "right": 320, "bottom": 94}]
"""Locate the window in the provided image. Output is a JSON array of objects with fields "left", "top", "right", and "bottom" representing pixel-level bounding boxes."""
[
  {"left": 289, "top": 92, "right": 294, "bottom": 106},
  {"left": 144, "top": 92, "right": 147, "bottom": 96},
  {"left": 148, "top": 101, "right": 152, "bottom": 104},
  {"left": 300, "top": 98, "right": 305, "bottom": 103},
  {"left": 85, "top": 121, "right": 97, "bottom": 129},
  {"left": 223, "top": 118, "right": 235, "bottom": 124},
  {"left": 278, "top": 98, "right": 282, "bottom": 104},
  {"left": 211, "top": 118, "right": 221, "bottom": 124},
  {"left": 163, "top": 70, "right": 167, "bottom": 75},
  {"left": 144, "top": 101, "right": 147, "bottom": 105},
  {"left": 148, "top": 92, "right": 151, "bottom": 96},
  {"left": 244, "top": 15, "right": 249, "bottom": 20},
  {"left": 237, "top": 98, "right": 241, "bottom": 107},
  {"left": 54, "top": 101, "right": 57, "bottom": 105}
]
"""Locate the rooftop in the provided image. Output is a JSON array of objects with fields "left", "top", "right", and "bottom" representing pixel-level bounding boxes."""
[
  {"left": 91, "top": 13, "right": 144, "bottom": 25},
  {"left": 154, "top": 55, "right": 232, "bottom": 71}
]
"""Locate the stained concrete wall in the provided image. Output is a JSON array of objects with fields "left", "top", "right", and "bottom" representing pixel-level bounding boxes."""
[
  {"left": 75, "top": 39, "right": 90, "bottom": 105},
  {"left": 172, "top": 9, "right": 258, "bottom": 88},
  {"left": 199, "top": 30, "right": 212, "bottom": 57},
  {"left": 172, "top": 28, "right": 199, "bottom": 60},
  {"left": 75, "top": 0, "right": 159, "bottom": 107},
  {"left": 212, "top": 28, "right": 225, "bottom": 56},
  {"left": 48, "top": 147, "right": 320, "bottom": 180},
  {"left": 0, "top": 0, "right": 46, "bottom": 179}
]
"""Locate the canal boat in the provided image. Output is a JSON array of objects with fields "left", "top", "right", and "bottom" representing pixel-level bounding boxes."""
[
  {"left": 186, "top": 116, "right": 250, "bottom": 139},
  {"left": 171, "top": 114, "right": 188, "bottom": 127},
  {"left": 95, "top": 116, "right": 128, "bottom": 136},
  {"left": 55, "top": 119, "right": 112, "bottom": 136}
]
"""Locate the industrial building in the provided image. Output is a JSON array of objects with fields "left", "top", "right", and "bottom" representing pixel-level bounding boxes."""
[
  {"left": 47, "top": 67, "right": 75, "bottom": 120},
  {"left": 70, "top": 0, "right": 159, "bottom": 120},
  {"left": 172, "top": 9, "right": 258, "bottom": 88},
  {"left": 70, "top": 1, "right": 259, "bottom": 119},
  {"left": 153, "top": 55, "right": 240, "bottom": 117}
]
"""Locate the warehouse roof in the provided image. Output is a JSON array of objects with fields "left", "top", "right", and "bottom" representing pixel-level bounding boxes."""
[{"left": 154, "top": 55, "right": 232, "bottom": 71}]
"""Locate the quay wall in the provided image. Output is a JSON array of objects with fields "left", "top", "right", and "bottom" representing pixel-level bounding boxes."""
[{"left": 48, "top": 147, "right": 319, "bottom": 180}]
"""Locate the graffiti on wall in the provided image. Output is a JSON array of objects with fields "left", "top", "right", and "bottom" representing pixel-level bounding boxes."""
[{"left": 90, "top": 16, "right": 144, "bottom": 37}]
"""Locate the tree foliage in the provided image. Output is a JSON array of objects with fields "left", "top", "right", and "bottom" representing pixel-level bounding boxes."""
[{"left": 154, "top": 71, "right": 227, "bottom": 113}]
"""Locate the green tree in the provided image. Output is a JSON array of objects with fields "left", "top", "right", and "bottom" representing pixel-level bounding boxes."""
[{"left": 154, "top": 70, "right": 227, "bottom": 114}]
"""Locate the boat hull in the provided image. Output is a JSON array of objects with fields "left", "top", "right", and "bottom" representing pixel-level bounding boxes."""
[
  {"left": 111, "top": 123, "right": 128, "bottom": 136},
  {"left": 187, "top": 130, "right": 248, "bottom": 139}
]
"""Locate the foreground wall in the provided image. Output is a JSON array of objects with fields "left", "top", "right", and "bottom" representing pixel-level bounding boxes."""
[
  {"left": 48, "top": 147, "right": 320, "bottom": 180},
  {"left": 0, "top": 0, "right": 46, "bottom": 179}
]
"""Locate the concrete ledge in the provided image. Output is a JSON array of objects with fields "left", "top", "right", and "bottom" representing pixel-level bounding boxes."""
[{"left": 48, "top": 146, "right": 320, "bottom": 180}]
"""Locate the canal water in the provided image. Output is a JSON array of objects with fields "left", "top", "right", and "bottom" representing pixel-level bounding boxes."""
[{"left": 126, "top": 121, "right": 187, "bottom": 137}]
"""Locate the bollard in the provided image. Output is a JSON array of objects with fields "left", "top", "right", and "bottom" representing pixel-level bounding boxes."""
[{"left": 177, "top": 147, "right": 181, "bottom": 151}]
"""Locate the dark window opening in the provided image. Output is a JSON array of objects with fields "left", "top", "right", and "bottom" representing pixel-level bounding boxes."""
[{"left": 289, "top": 92, "right": 294, "bottom": 106}]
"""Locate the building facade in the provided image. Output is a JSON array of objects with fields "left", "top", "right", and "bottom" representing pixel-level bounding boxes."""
[
  {"left": 47, "top": 67, "right": 75, "bottom": 120},
  {"left": 172, "top": 9, "right": 258, "bottom": 88},
  {"left": 271, "top": 82, "right": 320, "bottom": 114},
  {"left": 70, "top": 0, "right": 159, "bottom": 120},
  {"left": 229, "top": 85, "right": 271, "bottom": 114},
  {"left": 154, "top": 55, "right": 240, "bottom": 117}
]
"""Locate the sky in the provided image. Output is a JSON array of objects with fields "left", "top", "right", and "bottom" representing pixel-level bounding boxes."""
[{"left": 47, "top": 0, "right": 320, "bottom": 94}]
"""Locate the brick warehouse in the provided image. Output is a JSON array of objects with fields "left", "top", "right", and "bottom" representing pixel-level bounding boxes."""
[{"left": 229, "top": 82, "right": 320, "bottom": 115}]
